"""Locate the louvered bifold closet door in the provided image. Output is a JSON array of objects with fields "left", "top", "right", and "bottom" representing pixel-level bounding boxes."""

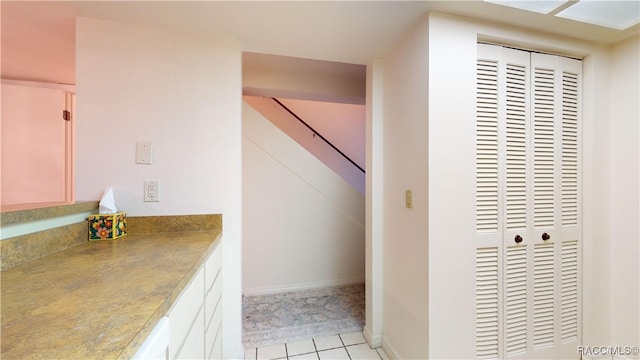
[
  {"left": 501, "top": 47, "right": 532, "bottom": 360},
  {"left": 533, "top": 53, "right": 582, "bottom": 358},
  {"left": 529, "top": 53, "right": 560, "bottom": 359},
  {"left": 475, "top": 44, "right": 581, "bottom": 360},
  {"left": 528, "top": 52, "right": 582, "bottom": 359},
  {"left": 476, "top": 43, "right": 504, "bottom": 360}
]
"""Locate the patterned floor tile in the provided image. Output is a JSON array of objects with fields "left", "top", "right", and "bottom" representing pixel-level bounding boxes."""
[
  {"left": 346, "top": 343, "right": 382, "bottom": 360},
  {"left": 257, "top": 344, "right": 286, "bottom": 360},
  {"left": 289, "top": 352, "right": 320, "bottom": 360},
  {"left": 318, "top": 347, "right": 350, "bottom": 360},
  {"left": 340, "top": 331, "right": 367, "bottom": 346},
  {"left": 286, "top": 339, "right": 316, "bottom": 356},
  {"left": 243, "top": 284, "right": 364, "bottom": 348},
  {"left": 313, "top": 335, "right": 343, "bottom": 351}
]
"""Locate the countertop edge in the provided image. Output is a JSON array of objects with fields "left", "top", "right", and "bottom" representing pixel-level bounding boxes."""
[
  {"left": 117, "top": 230, "right": 222, "bottom": 360},
  {"left": 0, "top": 201, "right": 100, "bottom": 226}
]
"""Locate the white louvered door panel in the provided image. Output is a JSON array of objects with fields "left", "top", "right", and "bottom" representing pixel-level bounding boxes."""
[
  {"left": 559, "top": 68, "right": 580, "bottom": 346},
  {"left": 529, "top": 53, "right": 561, "bottom": 360},
  {"left": 475, "top": 44, "right": 581, "bottom": 360},
  {"left": 501, "top": 47, "right": 532, "bottom": 360},
  {"left": 556, "top": 55, "right": 582, "bottom": 357},
  {"left": 503, "top": 59, "right": 530, "bottom": 233},
  {"left": 476, "top": 247, "right": 501, "bottom": 359},
  {"left": 504, "top": 245, "right": 528, "bottom": 356},
  {"left": 532, "top": 243, "right": 555, "bottom": 349},
  {"left": 477, "top": 56, "right": 501, "bottom": 235},
  {"left": 476, "top": 44, "right": 504, "bottom": 360},
  {"left": 531, "top": 53, "right": 582, "bottom": 359},
  {"left": 532, "top": 65, "right": 556, "bottom": 230}
]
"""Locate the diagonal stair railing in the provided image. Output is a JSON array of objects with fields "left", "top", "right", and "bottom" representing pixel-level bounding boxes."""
[{"left": 271, "top": 97, "right": 365, "bottom": 174}]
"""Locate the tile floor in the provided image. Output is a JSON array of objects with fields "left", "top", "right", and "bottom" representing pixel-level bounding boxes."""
[{"left": 244, "top": 331, "right": 389, "bottom": 360}]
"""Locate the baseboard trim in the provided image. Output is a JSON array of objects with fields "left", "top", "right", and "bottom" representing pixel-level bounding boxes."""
[
  {"left": 363, "top": 326, "right": 382, "bottom": 348},
  {"left": 242, "top": 277, "right": 365, "bottom": 296},
  {"left": 381, "top": 335, "right": 402, "bottom": 360}
]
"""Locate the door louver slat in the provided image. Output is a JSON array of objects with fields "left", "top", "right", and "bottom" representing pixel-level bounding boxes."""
[
  {"left": 533, "top": 68, "right": 555, "bottom": 229},
  {"left": 561, "top": 240, "right": 578, "bottom": 343},
  {"left": 505, "top": 64, "right": 528, "bottom": 231},
  {"left": 477, "top": 60, "right": 500, "bottom": 233},
  {"left": 476, "top": 247, "right": 500, "bottom": 359},
  {"left": 533, "top": 243, "right": 555, "bottom": 348},
  {"left": 562, "top": 72, "right": 579, "bottom": 228},
  {"left": 505, "top": 246, "right": 527, "bottom": 355}
]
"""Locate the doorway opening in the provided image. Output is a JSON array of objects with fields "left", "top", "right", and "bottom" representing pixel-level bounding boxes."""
[{"left": 241, "top": 52, "right": 367, "bottom": 349}]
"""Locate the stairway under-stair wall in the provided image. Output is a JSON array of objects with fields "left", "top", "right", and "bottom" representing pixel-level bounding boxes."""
[
  {"left": 244, "top": 96, "right": 365, "bottom": 194},
  {"left": 242, "top": 98, "right": 365, "bottom": 295}
]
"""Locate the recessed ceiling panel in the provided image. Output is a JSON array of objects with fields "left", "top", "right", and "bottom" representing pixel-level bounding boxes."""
[
  {"left": 556, "top": 0, "right": 640, "bottom": 30},
  {"left": 483, "top": 0, "right": 569, "bottom": 14}
]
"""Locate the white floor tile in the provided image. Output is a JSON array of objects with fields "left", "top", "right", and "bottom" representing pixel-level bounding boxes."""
[
  {"left": 314, "top": 335, "right": 343, "bottom": 351},
  {"left": 318, "top": 347, "right": 350, "bottom": 360},
  {"left": 376, "top": 347, "right": 391, "bottom": 360},
  {"left": 287, "top": 339, "right": 316, "bottom": 356},
  {"left": 257, "top": 343, "right": 287, "bottom": 360},
  {"left": 289, "top": 352, "right": 320, "bottom": 360},
  {"left": 347, "top": 344, "right": 381, "bottom": 360},
  {"left": 340, "top": 331, "right": 367, "bottom": 346},
  {"left": 245, "top": 348, "right": 257, "bottom": 360}
]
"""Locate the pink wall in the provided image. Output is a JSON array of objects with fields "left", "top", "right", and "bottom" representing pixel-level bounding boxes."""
[
  {"left": 244, "top": 96, "right": 365, "bottom": 193},
  {"left": 277, "top": 98, "right": 365, "bottom": 169},
  {"left": 1, "top": 83, "right": 69, "bottom": 205}
]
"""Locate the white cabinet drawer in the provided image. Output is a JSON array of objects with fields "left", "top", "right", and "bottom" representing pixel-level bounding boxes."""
[
  {"left": 205, "top": 245, "right": 222, "bottom": 293},
  {"left": 162, "top": 239, "right": 221, "bottom": 360},
  {"left": 205, "top": 275, "right": 222, "bottom": 331},
  {"left": 207, "top": 323, "right": 222, "bottom": 360},
  {"left": 205, "top": 298, "right": 222, "bottom": 356},
  {"left": 168, "top": 267, "right": 204, "bottom": 359},
  {"left": 175, "top": 306, "right": 204, "bottom": 360}
]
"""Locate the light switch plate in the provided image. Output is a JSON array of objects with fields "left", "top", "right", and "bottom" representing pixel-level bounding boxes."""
[
  {"left": 405, "top": 189, "right": 413, "bottom": 209},
  {"left": 136, "top": 142, "right": 153, "bottom": 164}
]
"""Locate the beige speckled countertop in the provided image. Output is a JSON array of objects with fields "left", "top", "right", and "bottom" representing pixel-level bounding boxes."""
[{"left": 1, "top": 225, "right": 221, "bottom": 359}]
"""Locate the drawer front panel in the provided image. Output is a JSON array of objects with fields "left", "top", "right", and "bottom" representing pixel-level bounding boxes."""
[
  {"left": 168, "top": 267, "right": 204, "bottom": 358},
  {"left": 205, "top": 245, "right": 222, "bottom": 292}
]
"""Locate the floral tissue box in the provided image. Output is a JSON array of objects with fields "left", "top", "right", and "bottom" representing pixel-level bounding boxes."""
[{"left": 89, "top": 212, "right": 127, "bottom": 240}]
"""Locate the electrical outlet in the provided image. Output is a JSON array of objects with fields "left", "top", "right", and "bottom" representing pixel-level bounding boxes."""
[{"left": 144, "top": 181, "right": 160, "bottom": 202}]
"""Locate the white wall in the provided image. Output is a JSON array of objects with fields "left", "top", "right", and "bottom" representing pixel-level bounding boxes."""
[
  {"left": 581, "top": 39, "right": 613, "bottom": 348},
  {"left": 379, "top": 11, "right": 625, "bottom": 359},
  {"left": 364, "top": 58, "right": 384, "bottom": 347},
  {"left": 74, "top": 17, "right": 243, "bottom": 358},
  {"left": 427, "top": 15, "right": 477, "bottom": 359},
  {"left": 243, "top": 58, "right": 365, "bottom": 105},
  {"left": 381, "top": 14, "right": 430, "bottom": 360},
  {"left": 242, "top": 100, "right": 365, "bottom": 294},
  {"left": 424, "top": 13, "right": 617, "bottom": 358},
  {"left": 608, "top": 35, "right": 639, "bottom": 348}
]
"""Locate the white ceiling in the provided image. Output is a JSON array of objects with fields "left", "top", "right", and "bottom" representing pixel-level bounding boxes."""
[{"left": 1, "top": 1, "right": 639, "bottom": 85}]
